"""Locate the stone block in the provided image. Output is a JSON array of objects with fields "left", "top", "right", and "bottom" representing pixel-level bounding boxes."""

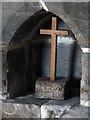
[
  {"left": 41, "top": 97, "right": 88, "bottom": 118},
  {"left": 1, "top": 94, "right": 48, "bottom": 118},
  {"left": 35, "top": 77, "right": 70, "bottom": 100},
  {"left": 2, "top": 102, "right": 40, "bottom": 118}
]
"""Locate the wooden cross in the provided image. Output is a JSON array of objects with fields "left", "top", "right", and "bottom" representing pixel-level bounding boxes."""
[{"left": 40, "top": 17, "right": 69, "bottom": 81}]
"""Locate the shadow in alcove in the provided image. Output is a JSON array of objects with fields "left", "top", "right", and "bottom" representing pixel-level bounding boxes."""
[
  {"left": 7, "top": 9, "right": 82, "bottom": 99},
  {"left": 69, "top": 41, "right": 82, "bottom": 98}
]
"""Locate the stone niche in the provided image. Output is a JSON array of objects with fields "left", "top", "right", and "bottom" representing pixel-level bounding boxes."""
[{"left": 5, "top": 9, "right": 82, "bottom": 99}]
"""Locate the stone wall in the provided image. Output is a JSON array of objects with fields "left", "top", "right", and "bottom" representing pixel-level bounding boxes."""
[
  {"left": 2, "top": 2, "right": 88, "bottom": 46},
  {"left": 2, "top": 2, "right": 41, "bottom": 98},
  {"left": 0, "top": 2, "right": 89, "bottom": 106},
  {"left": 45, "top": 2, "right": 88, "bottom": 47}
]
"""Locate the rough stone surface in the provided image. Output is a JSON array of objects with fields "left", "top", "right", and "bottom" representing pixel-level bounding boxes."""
[
  {"left": 41, "top": 97, "right": 88, "bottom": 118},
  {"left": 46, "top": 2, "right": 88, "bottom": 47},
  {"left": 1, "top": 95, "right": 89, "bottom": 119},
  {"left": 80, "top": 52, "right": 89, "bottom": 106},
  {"left": 2, "top": 2, "right": 89, "bottom": 47},
  {"left": 0, "top": 100, "right": 2, "bottom": 119},
  {"left": 35, "top": 77, "right": 70, "bottom": 100},
  {"left": 0, "top": 2, "right": 89, "bottom": 108},
  {"left": 2, "top": 103, "right": 40, "bottom": 118},
  {"left": 0, "top": 53, "right": 2, "bottom": 97},
  {"left": 0, "top": 1, "right": 2, "bottom": 44},
  {"left": 4, "top": 12, "right": 81, "bottom": 98},
  {"left": 2, "top": 94, "right": 48, "bottom": 118},
  {"left": 2, "top": 2, "right": 41, "bottom": 44},
  {"left": 89, "top": 54, "right": 90, "bottom": 101},
  {"left": 2, "top": 51, "right": 7, "bottom": 98}
]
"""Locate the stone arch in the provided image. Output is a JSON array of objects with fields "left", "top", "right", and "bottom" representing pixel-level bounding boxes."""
[{"left": 7, "top": 9, "right": 82, "bottom": 98}]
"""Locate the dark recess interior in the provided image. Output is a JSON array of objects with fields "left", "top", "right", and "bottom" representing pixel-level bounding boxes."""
[{"left": 7, "top": 9, "right": 82, "bottom": 99}]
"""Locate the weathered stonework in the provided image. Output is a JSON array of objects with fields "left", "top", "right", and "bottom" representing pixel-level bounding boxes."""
[
  {"left": 0, "top": 96, "right": 88, "bottom": 119},
  {"left": 0, "top": 52, "right": 2, "bottom": 99},
  {"left": 45, "top": 2, "right": 88, "bottom": 47},
  {"left": 1, "top": 94, "right": 48, "bottom": 118},
  {"left": 2, "top": 103, "right": 40, "bottom": 118},
  {"left": 35, "top": 77, "right": 70, "bottom": 100},
  {"left": 0, "top": 2, "right": 89, "bottom": 108},
  {"left": 80, "top": 52, "right": 89, "bottom": 107},
  {"left": 41, "top": 99, "right": 88, "bottom": 118}
]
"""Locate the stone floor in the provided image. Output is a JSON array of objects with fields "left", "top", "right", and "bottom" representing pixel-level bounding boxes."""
[{"left": 0, "top": 94, "right": 89, "bottom": 119}]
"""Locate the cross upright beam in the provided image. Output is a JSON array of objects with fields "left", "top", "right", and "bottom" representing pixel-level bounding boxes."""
[{"left": 40, "top": 17, "right": 69, "bottom": 81}]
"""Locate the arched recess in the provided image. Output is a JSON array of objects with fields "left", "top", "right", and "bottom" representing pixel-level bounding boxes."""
[{"left": 7, "top": 9, "right": 82, "bottom": 98}]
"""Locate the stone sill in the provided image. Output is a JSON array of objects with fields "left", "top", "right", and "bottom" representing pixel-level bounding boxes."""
[{"left": 0, "top": 95, "right": 89, "bottom": 118}]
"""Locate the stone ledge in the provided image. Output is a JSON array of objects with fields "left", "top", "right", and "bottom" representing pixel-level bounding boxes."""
[
  {"left": 35, "top": 77, "right": 70, "bottom": 100},
  {"left": 41, "top": 103, "right": 88, "bottom": 118},
  {"left": 41, "top": 97, "right": 88, "bottom": 118},
  {"left": 1, "top": 94, "right": 48, "bottom": 118},
  {"left": 2, "top": 102, "right": 40, "bottom": 118},
  {"left": 0, "top": 96, "right": 88, "bottom": 119}
]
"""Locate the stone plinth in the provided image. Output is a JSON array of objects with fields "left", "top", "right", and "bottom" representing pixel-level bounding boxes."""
[{"left": 35, "top": 77, "right": 70, "bottom": 100}]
